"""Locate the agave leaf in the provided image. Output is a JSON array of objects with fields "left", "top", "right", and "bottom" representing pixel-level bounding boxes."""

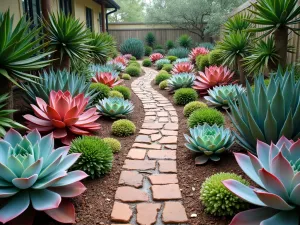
[
  {"left": 44, "top": 199, "right": 76, "bottom": 224},
  {"left": 30, "top": 189, "right": 61, "bottom": 211}
]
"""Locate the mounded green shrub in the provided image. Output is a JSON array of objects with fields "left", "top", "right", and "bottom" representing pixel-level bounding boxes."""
[
  {"left": 145, "top": 46, "right": 153, "bottom": 56},
  {"left": 167, "top": 55, "right": 178, "bottom": 63},
  {"left": 166, "top": 40, "right": 175, "bottom": 50},
  {"left": 108, "top": 90, "right": 124, "bottom": 98},
  {"left": 162, "top": 64, "right": 173, "bottom": 72},
  {"left": 177, "top": 34, "right": 193, "bottom": 49},
  {"left": 167, "top": 47, "right": 189, "bottom": 58},
  {"left": 142, "top": 58, "right": 152, "bottom": 67},
  {"left": 174, "top": 88, "right": 198, "bottom": 105},
  {"left": 200, "top": 173, "right": 249, "bottom": 216},
  {"left": 122, "top": 73, "right": 131, "bottom": 80},
  {"left": 103, "top": 137, "right": 121, "bottom": 153},
  {"left": 188, "top": 108, "right": 224, "bottom": 128},
  {"left": 145, "top": 32, "right": 156, "bottom": 47},
  {"left": 159, "top": 80, "right": 168, "bottom": 90},
  {"left": 120, "top": 38, "right": 145, "bottom": 59},
  {"left": 125, "top": 66, "right": 141, "bottom": 77},
  {"left": 70, "top": 136, "right": 113, "bottom": 178},
  {"left": 90, "top": 83, "right": 110, "bottom": 102},
  {"left": 112, "top": 85, "right": 131, "bottom": 100},
  {"left": 130, "top": 56, "right": 136, "bottom": 61},
  {"left": 183, "top": 101, "right": 208, "bottom": 117},
  {"left": 208, "top": 50, "right": 223, "bottom": 66},
  {"left": 129, "top": 61, "right": 141, "bottom": 68},
  {"left": 196, "top": 54, "right": 210, "bottom": 71},
  {"left": 156, "top": 59, "right": 171, "bottom": 70},
  {"left": 112, "top": 119, "right": 136, "bottom": 137},
  {"left": 158, "top": 70, "right": 169, "bottom": 76},
  {"left": 155, "top": 73, "right": 171, "bottom": 85}
]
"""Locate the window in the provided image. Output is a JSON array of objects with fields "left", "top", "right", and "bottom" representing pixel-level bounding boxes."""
[
  {"left": 99, "top": 13, "right": 103, "bottom": 32},
  {"left": 22, "top": 0, "right": 41, "bottom": 27},
  {"left": 86, "top": 7, "right": 93, "bottom": 31},
  {"left": 60, "top": 0, "right": 72, "bottom": 15}
]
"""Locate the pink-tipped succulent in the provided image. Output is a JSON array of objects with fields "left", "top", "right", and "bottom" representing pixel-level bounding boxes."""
[
  {"left": 223, "top": 137, "right": 300, "bottom": 225},
  {"left": 24, "top": 90, "right": 101, "bottom": 145},
  {"left": 0, "top": 129, "right": 87, "bottom": 225},
  {"left": 149, "top": 53, "right": 164, "bottom": 62},
  {"left": 193, "top": 66, "right": 234, "bottom": 95},
  {"left": 114, "top": 56, "right": 128, "bottom": 66},
  {"left": 172, "top": 62, "right": 194, "bottom": 74},
  {"left": 189, "top": 47, "right": 210, "bottom": 62},
  {"left": 122, "top": 54, "right": 132, "bottom": 60},
  {"left": 92, "top": 72, "right": 123, "bottom": 87}
]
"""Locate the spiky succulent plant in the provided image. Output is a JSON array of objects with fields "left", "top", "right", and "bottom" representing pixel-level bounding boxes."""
[
  {"left": 0, "top": 129, "right": 87, "bottom": 224},
  {"left": 204, "top": 84, "right": 245, "bottom": 108},
  {"left": 90, "top": 64, "right": 119, "bottom": 78},
  {"left": 173, "top": 58, "right": 190, "bottom": 65},
  {"left": 172, "top": 62, "right": 194, "bottom": 74},
  {"left": 185, "top": 123, "right": 235, "bottom": 164},
  {"left": 92, "top": 72, "right": 123, "bottom": 87},
  {"left": 96, "top": 97, "right": 134, "bottom": 119},
  {"left": 223, "top": 137, "right": 300, "bottom": 225},
  {"left": 155, "top": 59, "right": 171, "bottom": 70},
  {"left": 149, "top": 53, "right": 164, "bottom": 62},
  {"left": 168, "top": 73, "right": 196, "bottom": 91},
  {"left": 106, "top": 61, "right": 126, "bottom": 72}
]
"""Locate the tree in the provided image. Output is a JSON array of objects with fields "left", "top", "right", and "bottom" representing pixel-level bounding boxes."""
[
  {"left": 109, "top": 0, "right": 145, "bottom": 23},
  {"left": 146, "top": 0, "right": 246, "bottom": 39}
]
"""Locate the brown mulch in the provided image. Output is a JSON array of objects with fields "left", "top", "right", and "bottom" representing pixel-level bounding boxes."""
[{"left": 151, "top": 80, "right": 249, "bottom": 225}]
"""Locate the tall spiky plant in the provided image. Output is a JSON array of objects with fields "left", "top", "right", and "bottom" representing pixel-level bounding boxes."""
[{"left": 223, "top": 13, "right": 252, "bottom": 34}]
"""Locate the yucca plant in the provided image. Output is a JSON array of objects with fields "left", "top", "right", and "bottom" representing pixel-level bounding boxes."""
[
  {"left": 223, "top": 13, "right": 252, "bottom": 34},
  {"left": 229, "top": 69, "right": 300, "bottom": 154},
  {"left": 44, "top": 12, "right": 91, "bottom": 70},
  {"left": 145, "top": 32, "right": 156, "bottom": 47},
  {"left": 168, "top": 73, "right": 196, "bottom": 91},
  {"left": 248, "top": 0, "right": 300, "bottom": 67},
  {"left": 96, "top": 97, "right": 134, "bottom": 119},
  {"left": 0, "top": 10, "right": 52, "bottom": 109}
]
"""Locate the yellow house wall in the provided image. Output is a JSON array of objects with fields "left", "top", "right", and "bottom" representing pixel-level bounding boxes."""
[{"left": 1, "top": 0, "right": 23, "bottom": 25}]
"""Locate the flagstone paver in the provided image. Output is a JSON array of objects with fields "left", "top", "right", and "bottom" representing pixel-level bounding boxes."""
[{"left": 111, "top": 66, "right": 188, "bottom": 224}]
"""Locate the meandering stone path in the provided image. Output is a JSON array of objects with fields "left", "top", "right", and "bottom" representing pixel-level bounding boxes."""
[{"left": 111, "top": 67, "right": 188, "bottom": 225}]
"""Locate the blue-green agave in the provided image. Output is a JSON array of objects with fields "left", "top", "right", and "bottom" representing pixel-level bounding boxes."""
[
  {"left": 204, "top": 84, "right": 245, "bottom": 108},
  {"left": 90, "top": 64, "right": 119, "bottom": 78},
  {"left": 106, "top": 61, "right": 126, "bottom": 72},
  {"left": 168, "top": 73, "right": 196, "bottom": 91},
  {"left": 0, "top": 129, "right": 87, "bottom": 224},
  {"left": 96, "top": 97, "right": 134, "bottom": 118},
  {"left": 173, "top": 58, "right": 190, "bottom": 65},
  {"left": 229, "top": 69, "right": 300, "bottom": 154},
  {"left": 155, "top": 59, "right": 171, "bottom": 69},
  {"left": 184, "top": 123, "right": 235, "bottom": 164}
]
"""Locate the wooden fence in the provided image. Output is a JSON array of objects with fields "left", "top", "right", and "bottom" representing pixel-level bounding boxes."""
[
  {"left": 107, "top": 23, "right": 211, "bottom": 47},
  {"left": 228, "top": 0, "right": 300, "bottom": 64}
]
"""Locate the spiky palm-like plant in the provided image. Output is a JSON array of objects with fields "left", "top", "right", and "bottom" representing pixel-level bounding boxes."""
[{"left": 223, "top": 13, "right": 252, "bottom": 34}]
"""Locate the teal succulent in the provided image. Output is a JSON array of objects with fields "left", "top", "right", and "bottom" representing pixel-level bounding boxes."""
[
  {"left": 90, "top": 64, "right": 119, "bottom": 78},
  {"left": 185, "top": 123, "right": 235, "bottom": 164},
  {"left": 168, "top": 73, "right": 196, "bottom": 91},
  {"left": 96, "top": 97, "right": 134, "bottom": 118},
  {"left": 155, "top": 59, "right": 171, "bottom": 70},
  {"left": 0, "top": 129, "right": 87, "bottom": 224},
  {"left": 173, "top": 58, "right": 190, "bottom": 65},
  {"left": 204, "top": 84, "right": 245, "bottom": 108},
  {"left": 229, "top": 69, "right": 300, "bottom": 154},
  {"left": 106, "top": 61, "right": 126, "bottom": 72}
]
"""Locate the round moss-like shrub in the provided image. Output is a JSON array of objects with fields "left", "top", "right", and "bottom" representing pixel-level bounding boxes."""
[
  {"left": 200, "top": 172, "right": 249, "bottom": 216},
  {"left": 183, "top": 101, "right": 208, "bottom": 117},
  {"left": 159, "top": 80, "right": 168, "bottom": 90},
  {"left": 90, "top": 83, "right": 110, "bottom": 102},
  {"left": 103, "top": 137, "right": 121, "bottom": 153},
  {"left": 130, "top": 56, "right": 136, "bottom": 61},
  {"left": 196, "top": 54, "right": 210, "bottom": 71},
  {"left": 112, "top": 85, "right": 131, "bottom": 100},
  {"left": 69, "top": 136, "right": 113, "bottom": 179},
  {"left": 142, "top": 58, "right": 152, "bottom": 67},
  {"left": 108, "top": 90, "right": 124, "bottom": 98},
  {"left": 122, "top": 74, "right": 131, "bottom": 80},
  {"left": 120, "top": 38, "right": 145, "bottom": 59},
  {"left": 173, "top": 88, "right": 198, "bottom": 105},
  {"left": 208, "top": 49, "right": 222, "bottom": 66},
  {"left": 129, "top": 61, "right": 141, "bottom": 68},
  {"left": 167, "top": 55, "right": 178, "bottom": 63},
  {"left": 162, "top": 64, "right": 173, "bottom": 72},
  {"left": 155, "top": 73, "right": 171, "bottom": 85},
  {"left": 188, "top": 108, "right": 224, "bottom": 128},
  {"left": 145, "top": 46, "right": 153, "bottom": 56},
  {"left": 158, "top": 70, "right": 169, "bottom": 76},
  {"left": 111, "top": 119, "right": 136, "bottom": 137},
  {"left": 125, "top": 66, "right": 141, "bottom": 77}
]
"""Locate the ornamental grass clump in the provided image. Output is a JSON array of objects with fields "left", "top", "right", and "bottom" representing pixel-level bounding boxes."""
[
  {"left": 201, "top": 173, "right": 249, "bottom": 216},
  {"left": 0, "top": 129, "right": 88, "bottom": 224},
  {"left": 185, "top": 124, "right": 235, "bottom": 164},
  {"left": 188, "top": 108, "right": 224, "bottom": 128},
  {"left": 174, "top": 88, "right": 198, "bottom": 105},
  {"left": 183, "top": 101, "right": 208, "bottom": 117},
  {"left": 112, "top": 86, "right": 131, "bottom": 100},
  {"left": 142, "top": 58, "right": 152, "bottom": 67},
  {"left": 167, "top": 47, "right": 190, "bottom": 59},
  {"left": 120, "top": 38, "right": 145, "bottom": 59},
  {"left": 103, "top": 137, "right": 121, "bottom": 153},
  {"left": 96, "top": 97, "right": 134, "bottom": 118},
  {"left": 168, "top": 73, "right": 196, "bottom": 91},
  {"left": 112, "top": 119, "right": 136, "bottom": 137},
  {"left": 155, "top": 73, "right": 171, "bottom": 85},
  {"left": 223, "top": 137, "right": 300, "bottom": 224},
  {"left": 70, "top": 136, "right": 113, "bottom": 178}
]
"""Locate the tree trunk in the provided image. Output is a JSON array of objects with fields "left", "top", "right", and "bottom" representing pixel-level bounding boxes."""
[
  {"left": 237, "top": 55, "right": 246, "bottom": 86},
  {"left": 41, "top": 0, "right": 51, "bottom": 23},
  {"left": 52, "top": 51, "right": 70, "bottom": 71},
  {"left": 0, "top": 76, "right": 14, "bottom": 118},
  {"left": 274, "top": 26, "right": 288, "bottom": 68}
]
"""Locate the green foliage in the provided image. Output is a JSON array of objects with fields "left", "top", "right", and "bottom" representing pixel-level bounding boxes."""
[
  {"left": 90, "top": 83, "right": 110, "bottom": 102},
  {"left": 177, "top": 34, "right": 193, "bottom": 49},
  {"left": 122, "top": 73, "right": 131, "bottom": 80},
  {"left": 129, "top": 61, "right": 141, "bottom": 68},
  {"left": 70, "top": 136, "right": 113, "bottom": 178},
  {"left": 200, "top": 173, "right": 249, "bottom": 216},
  {"left": 159, "top": 80, "right": 168, "bottom": 90},
  {"left": 125, "top": 66, "right": 141, "bottom": 77},
  {"left": 145, "top": 32, "right": 156, "bottom": 47},
  {"left": 112, "top": 85, "right": 131, "bottom": 100},
  {"left": 208, "top": 50, "right": 223, "bottom": 66},
  {"left": 196, "top": 55, "right": 210, "bottom": 71},
  {"left": 103, "top": 138, "right": 122, "bottom": 153},
  {"left": 108, "top": 91, "right": 124, "bottom": 98},
  {"left": 166, "top": 40, "right": 175, "bottom": 50},
  {"left": 188, "top": 108, "right": 224, "bottom": 128},
  {"left": 153, "top": 49, "right": 166, "bottom": 55},
  {"left": 167, "top": 56, "right": 178, "bottom": 62},
  {"left": 167, "top": 47, "right": 189, "bottom": 58},
  {"left": 155, "top": 44, "right": 164, "bottom": 49},
  {"left": 131, "top": 56, "right": 137, "bottom": 61},
  {"left": 168, "top": 73, "right": 196, "bottom": 91},
  {"left": 183, "top": 101, "right": 208, "bottom": 117},
  {"left": 223, "top": 13, "right": 252, "bottom": 34},
  {"left": 142, "top": 58, "right": 152, "bottom": 67},
  {"left": 162, "top": 64, "right": 173, "bottom": 72},
  {"left": 158, "top": 70, "right": 169, "bottom": 76},
  {"left": 145, "top": 46, "right": 153, "bottom": 56},
  {"left": 174, "top": 88, "right": 198, "bottom": 105},
  {"left": 199, "top": 42, "right": 215, "bottom": 50},
  {"left": 155, "top": 72, "right": 171, "bottom": 85},
  {"left": 111, "top": 119, "right": 136, "bottom": 137},
  {"left": 96, "top": 97, "right": 134, "bottom": 118},
  {"left": 120, "top": 38, "right": 145, "bottom": 59},
  {"left": 155, "top": 59, "right": 171, "bottom": 70}
]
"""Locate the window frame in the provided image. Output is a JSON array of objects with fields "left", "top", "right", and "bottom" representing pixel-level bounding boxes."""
[
  {"left": 86, "top": 7, "right": 93, "bottom": 31},
  {"left": 59, "top": 0, "right": 72, "bottom": 15}
]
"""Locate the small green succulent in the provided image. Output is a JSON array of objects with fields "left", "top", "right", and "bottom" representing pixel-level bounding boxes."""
[
  {"left": 159, "top": 80, "right": 168, "bottom": 90},
  {"left": 103, "top": 137, "right": 121, "bottom": 153},
  {"left": 122, "top": 74, "right": 131, "bottom": 80},
  {"left": 112, "top": 119, "right": 136, "bottom": 137},
  {"left": 155, "top": 59, "right": 171, "bottom": 70},
  {"left": 200, "top": 173, "right": 249, "bottom": 216},
  {"left": 142, "top": 58, "right": 152, "bottom": 67},
  {"left": 183, "top": 101, "right": 208, "bottom": 117},
  {"left": 155, "top": 72, "right": 171, "bottom": 85},
  {"left": 188, "top": 108, "right": 224, "bottom": 128},
  {"left": 168, "top": 73, "right": 196, "bottom": 91},
  {"left": 108, "top": 90, "right": 124, "bottom": 98},
  {"left": 112, "top": 85, "right": 131, "bottom": 100},
  {"left": 174, "top": 88, "right": 198, "bottom": 105},
  {"left": 96, "top": 97, "right": 134, "bottom": 118},
  {"left": 90, "top": 83, "right": 111, "bottom": 103}
]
